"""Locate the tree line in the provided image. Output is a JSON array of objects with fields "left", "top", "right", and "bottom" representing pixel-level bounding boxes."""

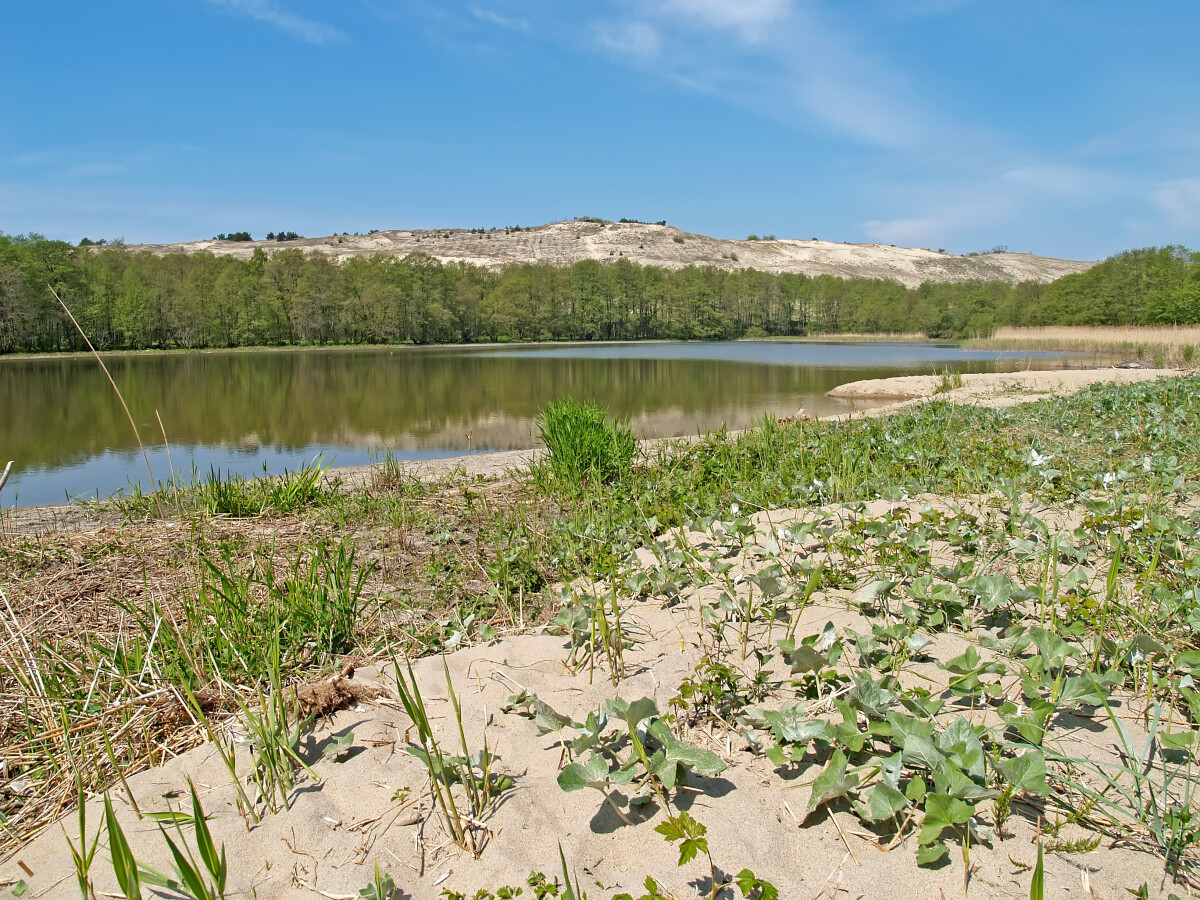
[{"left": 0, "top": 233, "right": 1197, "bottom": 354}]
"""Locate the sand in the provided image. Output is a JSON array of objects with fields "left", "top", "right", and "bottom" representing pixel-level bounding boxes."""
[
  {"left": 125, "top": 221, "right": 1094, "bottom": 290},
  {"left": 825, "top": 366, "right": 1178, "bottom": 406},
  {"left": 2, "top": 497, "right": 1179, "bottom": 899}
]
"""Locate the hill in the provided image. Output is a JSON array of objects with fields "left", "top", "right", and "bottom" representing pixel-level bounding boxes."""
[{"left": 131, "top": 220, "right": 1094, "bottom": 288}]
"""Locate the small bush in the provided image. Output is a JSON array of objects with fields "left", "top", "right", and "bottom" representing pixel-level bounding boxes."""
[
  {"left": 672, "top": 235, "right": 685, "bottom": 244},
  {"left": 538, "top": 399, "right": 636, "bottom": 487}
]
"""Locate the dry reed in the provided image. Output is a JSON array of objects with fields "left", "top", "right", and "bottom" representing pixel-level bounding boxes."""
[{"left": 967, "top": 325, "right": 1200, "bottom": 367}]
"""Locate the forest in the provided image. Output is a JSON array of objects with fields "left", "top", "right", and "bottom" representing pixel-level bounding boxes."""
[{"left": 0, "top": 234, "right": 1197, "bottom": 354}]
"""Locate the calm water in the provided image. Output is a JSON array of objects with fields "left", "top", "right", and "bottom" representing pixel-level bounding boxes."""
[{"left": 0, "top": 341, "right": 1091, "bottom": 507}]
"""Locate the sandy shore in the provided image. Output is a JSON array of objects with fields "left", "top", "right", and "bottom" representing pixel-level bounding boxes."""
[{"left": 825, "top": 366, "right": 1176, "bottom": 404}]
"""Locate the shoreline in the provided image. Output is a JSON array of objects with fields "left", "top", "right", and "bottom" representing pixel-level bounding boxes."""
[
  {"left": 0, "top": 334, "right": 955, "bottom": 364},
  {"left": 1, "top": 365, "right": 1179, "bottom": 535}
]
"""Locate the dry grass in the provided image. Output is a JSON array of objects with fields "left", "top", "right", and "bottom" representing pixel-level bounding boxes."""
[
  {"left": 968, "top": 325, "right": 1200, "bottom": 367},
  {"left": 0, "top": 472, "right": 569, "bottom": 859}
]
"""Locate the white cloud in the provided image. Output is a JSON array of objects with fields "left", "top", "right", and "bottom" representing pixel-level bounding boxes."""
[
  {"left": 658, "top": 0, "right": 791, "bottom": 39},
  {"left": 862, "top": 195, "right": 1012, "bottom": 247},
  {"left": 1153, "top": 178, "right": 1200, "bottom": 227},
  {"left": 1001, "top": 163, "right": 1106, "bottom": 197},
  {"left": 595, "top": 21, "right": 662, "bottom": 61},
  {"left": 470, "top": 6, "right": 530, "bottom": 32},
  {"left": 204, "top": 0, "right": 343, "bottom": 44}
]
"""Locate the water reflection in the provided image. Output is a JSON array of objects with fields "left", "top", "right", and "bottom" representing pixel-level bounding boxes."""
[{"left": 0, "top": 341, "right": 1088, "bottom": 507}]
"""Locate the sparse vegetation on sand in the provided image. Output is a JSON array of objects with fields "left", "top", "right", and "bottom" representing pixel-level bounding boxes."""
[{"left": 4, "top": 374, "right": 1200, "bottom": 896}]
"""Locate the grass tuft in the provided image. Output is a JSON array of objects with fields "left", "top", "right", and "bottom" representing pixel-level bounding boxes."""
[{"left": 537, "top": 399, "right": 636, "bottom": 488}]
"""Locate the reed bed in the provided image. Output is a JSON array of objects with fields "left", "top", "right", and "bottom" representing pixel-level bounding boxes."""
[{"left": 967, "top": 324, "right": 1200, "bottom": 366}]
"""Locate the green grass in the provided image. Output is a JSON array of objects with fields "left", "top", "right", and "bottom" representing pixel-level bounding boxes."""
[{"left": 537, "top": 398, "right": 636, "bottom": 489}]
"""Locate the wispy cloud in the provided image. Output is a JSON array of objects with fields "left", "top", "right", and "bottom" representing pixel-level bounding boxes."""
[
  {"left": 1154, "top": 177, "right": 1200, "bottom": 227},
  {"left": 658, "top": 0, "right": 792, "bottom": 41},
  {"left": 469, "top": 5, "right": 530, "bottom": 32},
  {"left": 204, "top": 0, "right": 343, "bottom": 44},
  {"left": 863, "top": 195, "right": 1011, "bottom": 247},
  {"left": 595, "top": 20, "right": 661, "bottom": 60},
  {"left": 586, "top": 2, "right": 935, "bottom": 149},
  {"left": 1001, "top": 163, "right": 1111, "bottom": 198}
]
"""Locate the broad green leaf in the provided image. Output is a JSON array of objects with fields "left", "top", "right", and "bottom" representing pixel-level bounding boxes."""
[
  {"left": 937, "top": 716, "right": 985, "bottom": 780},
  {"left": 805, "top": 749, "right": 858, "bottom": 820},
  {"left": 853, "top": 579, "right": 896, "bottom": 607},
  {"left": 859, "top": 782, "right": 908, "bottom": 823},
  {"left": 1176, "top": 650, "right": 1200, "bottom": 673},
  {"left": 761, "top": 704, "right": 829, "bottom": 744},
  {"left": 906, "top": 776, "right": 927, "bottom": 803},
  {"left": 1159, "top": 730, "right": 1198, "bottom": 753},
  {"left": 886, "top": 711, "right": 935, "bottom": 748},
  {"left": 1055, "top": 676, "right": 1108, "bottom": 710},
  {"left": 900, "top": 733, "right": 946, "bottom": 771},
  {"left": 784, "top": 644, "right": 830, "bottom": 675},
  {"left": 321, "top": 731, "right": 356, "bottom": 762},
  {"left": 916, "top": 840, "right": 950, "bottom": 865},
  {"left": 558, "top": 753, "right": 610, "bottom": 792},
  {"left": 647, "top": 721, "right": 728, "bottom": 776},
  {"left": 931, "top": 760, "right": 996, "bottom": 802},
  {"left": 961, "top": 574, "right": 1014, "bottom": 611},
  {"left": 623, "top": 697, "right": 660, "bottom": 728},
  {"left": 995, "top": 751, "right": 1050, "bottom": 797},
  {"left": 1028, "top": 627, "right": 1071, "bottom": 670},
  {"left": 899, "top": 689, "right": 944, "bottom": 719},
  {"left": 918, "top": 794, "right": 974, "bottom": 846},
  {"left": 1000, "top": 699, "right": 1055, "bottom": 745},
  {"left": 850, "top": 672, "right": 896, "bottom": 721}
]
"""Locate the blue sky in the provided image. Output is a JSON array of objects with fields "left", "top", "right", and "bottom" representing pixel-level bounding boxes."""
[{"left": 3, "top": 1, "right": 1199, "bottom": 259}]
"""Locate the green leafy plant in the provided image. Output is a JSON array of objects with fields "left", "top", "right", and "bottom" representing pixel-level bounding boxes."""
[
  {"left": 103, "top": 793, "right": 143, "bottom": 900},
  {"left": 394, "top": 655, "right": 511, "bottom": 855},
  {"left": 139, "top": 780, "right": 229, "bottom": 900},
  {"left": 549, "top": 696, "right": 726, "bottom": 821},
  {"left": 65, "top": 778, "right": 102, "bottom": 900}
]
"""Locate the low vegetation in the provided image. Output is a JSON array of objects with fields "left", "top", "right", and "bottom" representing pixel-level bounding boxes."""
[{"left": 4, "top": 375, "right": 1200, "bottom": 894}]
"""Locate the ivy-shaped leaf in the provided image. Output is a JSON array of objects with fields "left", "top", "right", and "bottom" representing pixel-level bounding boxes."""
[
  {"left": 900, "top": 733, "right": 946, "bottom": 771},
  {"left": 994, "top": 751, "right": 1049, "bottom": 797},
  {"left": 999, "top": 699, "right": 1055, "bottom": 746},
  {"left": 558, "top": 753, "right": 611, "bottom": 792},
  {"left": 850, "top": 672, "right": 897, "bottom": 721},
  {"left": 937, "top": 717, "right": 985, "bottom": 780},
  {"left": 805, "top": 749, "right": 859, "bottom": 820},
  {"left": 857, "top": 781, "right": 909, "bottom": 823},
  {"left": 918, "top": 794, "right": 974, "bottom": 846}
]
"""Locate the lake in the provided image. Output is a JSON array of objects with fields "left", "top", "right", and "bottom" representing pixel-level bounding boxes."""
[{"left": 0, "top": 341, "right": 1094, "bottom": 507}]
